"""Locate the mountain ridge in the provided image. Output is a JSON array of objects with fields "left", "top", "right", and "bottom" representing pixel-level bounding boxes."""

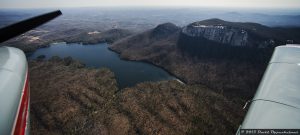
[{"left": 110, "top": 18, "right": 300, "bottom": 101}]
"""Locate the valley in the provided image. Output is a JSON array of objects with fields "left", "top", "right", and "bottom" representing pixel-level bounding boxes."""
[{"left": 1, "top": 8, "right": 300, "bottom": 135}]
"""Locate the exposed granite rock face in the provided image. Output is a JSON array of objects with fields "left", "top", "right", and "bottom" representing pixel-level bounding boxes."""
[
  {"left": 182, "top": 24, "right": 248, "bottom": 46},
  {"left": 110, "top": 21, "right": 267, "bottom": 101},
  {"left": 182, "top": 18, "right": 300, "bottom": 48}
]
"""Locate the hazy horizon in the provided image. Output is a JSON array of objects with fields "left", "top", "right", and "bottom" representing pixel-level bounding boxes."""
[{"left": 1, "top": 0, "right": 300, "bottom": 9}]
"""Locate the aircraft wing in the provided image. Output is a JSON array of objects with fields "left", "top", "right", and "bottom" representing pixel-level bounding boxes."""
[
  {"left": 0, "top": 10, "right": 61, "bottom": 135},
  {"left": 237, "top": 44, "right": 300, "bottom": 133}
]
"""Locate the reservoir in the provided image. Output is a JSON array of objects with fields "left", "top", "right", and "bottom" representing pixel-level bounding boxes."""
[{"left": 27, "top": 42, "right": 176, "bottom": 88}]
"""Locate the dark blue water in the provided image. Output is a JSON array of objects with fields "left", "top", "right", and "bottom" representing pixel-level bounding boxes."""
[{"left": 27, "top": 42, "right": 176, "bottom": 88}]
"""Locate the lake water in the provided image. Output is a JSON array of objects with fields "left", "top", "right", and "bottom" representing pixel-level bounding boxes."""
[{"left": 27, "top": 42, "right": 176, "bottom": 88}]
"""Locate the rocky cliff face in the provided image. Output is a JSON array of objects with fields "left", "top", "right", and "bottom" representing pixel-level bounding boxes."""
[
  {"left": 110, "top": 20, "right": 276, "bottom": 101},
  {"left": 181, "top": 18, "right": 300, "bottom": 48},
  {"left": 182, "top": 24, "right": 248, "bottom": 46}
]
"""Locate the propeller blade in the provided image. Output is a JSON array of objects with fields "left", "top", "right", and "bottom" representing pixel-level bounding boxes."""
[{"left": 0, "top": 10, "right": 62, "bottom": 43}]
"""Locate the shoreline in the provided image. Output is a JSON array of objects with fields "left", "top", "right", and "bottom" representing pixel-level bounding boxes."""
[
  {"left": 107, "top": 47, "right": 187, "bottom": 84},
  {"left": 27, "top": 41, "right": 186, "bottom": 86}
]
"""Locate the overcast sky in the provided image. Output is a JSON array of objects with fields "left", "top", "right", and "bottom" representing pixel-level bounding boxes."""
[{"left": 1, "top": 0, "right": 300, "bottom": 9}]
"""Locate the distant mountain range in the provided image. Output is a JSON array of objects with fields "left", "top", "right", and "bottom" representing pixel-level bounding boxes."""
[
  {"left": 1, "top": 8, "right": 300, "bottom": 31},
  {"left": 218, "top": 12, "right": 300, "bottom": 27}
]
